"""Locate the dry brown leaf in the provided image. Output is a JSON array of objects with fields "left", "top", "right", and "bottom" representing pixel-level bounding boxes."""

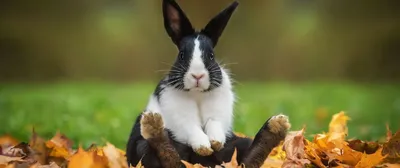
[
  {"left": 48, "top": 132, "right": 73, "bottom": 153},
  {"left": 102, "top": 142, "right": 128, "bottom": 168},
  {"left": 387, "top": 123, "right": 393, "bottom": 142},
  {"left": 383, "top": 130, "right": 400, "bottom": 159},
  {"left": 29, "top": 129, "right": 48, "bottom": 165},
  {"left": 282, "top": 128, "right": 310, "bottom": 168},
  {"left": 0, "top": 155, "right": 25, "bottom": 165}
]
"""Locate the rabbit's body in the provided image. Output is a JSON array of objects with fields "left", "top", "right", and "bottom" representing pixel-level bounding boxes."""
[{"left": 145, "top": 59, "right": 234, "bottom": 153}]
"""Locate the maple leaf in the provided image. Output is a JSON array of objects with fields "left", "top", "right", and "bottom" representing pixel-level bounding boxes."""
[
  {"left": 219, "top": 148, "right": 244, "bottom": 168},
  {"left": 355, "top": 147, "right": 386, "bottom": 168},
  {"left": 181, "top": 160, "right": 206, "bottom": 168},
  {"left": 282, "top": 128, "right": 310, "bottom": 168},
  {"left": 48, "top": 132, "right": 74, "bottom": 153},
  {"left": 67, "top": 146, "right": 107, "bottom": 168},
  {"left": 328, "top": 111, "right": 350, "bottom": 148},
  {"left": 102, "top": 142, "right": 129, "bottom": 168}
]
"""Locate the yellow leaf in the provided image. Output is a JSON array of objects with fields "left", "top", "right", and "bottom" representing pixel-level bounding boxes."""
[{"left": 328, "top": 111, "right": 350, "bottom": 147}]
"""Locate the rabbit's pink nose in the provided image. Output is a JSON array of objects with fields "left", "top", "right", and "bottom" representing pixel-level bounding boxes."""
[{"left": 191, "top": 73, "right": 205, "bottom": 80}]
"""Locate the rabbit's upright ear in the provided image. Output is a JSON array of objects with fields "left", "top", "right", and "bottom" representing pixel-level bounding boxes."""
[
  {"left": 201, "top": 1, "right": 239, "bottom": 47},
  {"left": 163, "top": 0, "right": 195, "bottom": 46}
]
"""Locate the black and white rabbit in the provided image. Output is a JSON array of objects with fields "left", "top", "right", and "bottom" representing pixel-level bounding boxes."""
[
  {"left": 126, "top": 0, "right": 291, "bottom": 167},
  {"left": 145, "top": 0, "right": 239, "bottom": 155}
]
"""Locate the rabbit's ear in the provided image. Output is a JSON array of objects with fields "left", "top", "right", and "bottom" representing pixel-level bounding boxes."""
[
  {"left": 201, "top": 1, "right": 239, "bottom": 47},
  {"left": 163, "top": 0, "right": 195, "bottom": 46}
]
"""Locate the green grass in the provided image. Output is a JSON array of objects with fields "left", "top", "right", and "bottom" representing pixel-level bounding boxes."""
[{"left": 0, "top": 82, "right": 399, "bottom": 149}]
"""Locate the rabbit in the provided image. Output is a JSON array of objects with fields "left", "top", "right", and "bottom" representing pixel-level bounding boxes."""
[
  {"left": 126, "top": 0, "right": 291, "bottom": 167},
  {"left": 144, "top": 0, "right": 240, "bottom": 156}
]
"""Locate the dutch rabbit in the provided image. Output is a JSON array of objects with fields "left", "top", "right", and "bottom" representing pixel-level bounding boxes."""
[{"left": 126, "top": 0, "right": 291, "bottom": 167}]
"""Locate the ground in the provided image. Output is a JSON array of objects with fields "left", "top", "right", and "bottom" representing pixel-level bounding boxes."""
[{"left": 0, "top": 81, "right": 399, "bottom": 149}]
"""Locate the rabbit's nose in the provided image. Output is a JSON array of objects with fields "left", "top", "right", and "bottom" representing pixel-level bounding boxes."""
[{"left": 191, "top": 73, "right": 205, "bottom": 80}]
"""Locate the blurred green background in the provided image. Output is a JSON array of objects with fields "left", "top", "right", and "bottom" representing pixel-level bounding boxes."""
[{"left": 0, "top": 0, "right": 399, "bottom": 149}]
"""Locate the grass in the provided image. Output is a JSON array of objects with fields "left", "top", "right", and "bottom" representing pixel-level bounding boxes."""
[{"left": 0, "top": 81, "right": 399, "bottom": 149}]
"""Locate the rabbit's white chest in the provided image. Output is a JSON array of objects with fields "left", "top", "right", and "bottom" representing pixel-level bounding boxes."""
[{"left": 145, "top": 84, "right": 234, "bottom": 145}]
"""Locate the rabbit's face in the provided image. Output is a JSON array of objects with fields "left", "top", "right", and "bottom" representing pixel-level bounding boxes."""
[
  {"left": 162, "top": 0, "right": 238, "bottom": 92},
  {"left": 170, "top": 34, "right": 221, "bottom": 92}
]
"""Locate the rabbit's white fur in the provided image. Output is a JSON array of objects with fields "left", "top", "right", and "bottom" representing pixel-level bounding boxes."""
[{"left": 145, "top": 38, "right": 235, "bottom": 151}]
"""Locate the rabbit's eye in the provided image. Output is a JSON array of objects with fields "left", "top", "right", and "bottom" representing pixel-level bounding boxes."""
[{"left": 179, "top": 52, "right": 184, "bottom": 60}]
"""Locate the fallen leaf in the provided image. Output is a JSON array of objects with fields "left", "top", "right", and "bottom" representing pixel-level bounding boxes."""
[
  {"left": 355, "top": 147, "right": 386, "bottom": 168},
  {"left": 48, "top": 132, "right": 73, "bottom": 153},
  {"left": 328, "top": 111, "right": 350, "bottom": 148},
  {"left": 221, "top": 148, "right": 243, "bottom": 168},
  {"left": 282, "top": 128, "right": 310, "bottom": 168},
  {"left": 383, "top": 130, "right": 400, "bottom": 159},
  {"left": 29, "top": 129, "right": 48, "bottom": 165},
  {"left": 181, "top": 160, "right": 206, "bottom": 168},
  {"left": 67, "top": 146, "right": 107, "bottom": 168},
  {"left": 102, "top": 142, "right": 128, "bottom": 168},
  {"left": 0, "top": 135, "right": 19, "bottom": 151},
  {"left": 0, "top": 155, "right": 24, "bottom": 164}
]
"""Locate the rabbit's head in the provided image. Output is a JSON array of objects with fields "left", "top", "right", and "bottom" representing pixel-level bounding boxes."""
[{"left": 162, "top": 0, "right": 239, "bottom": 92}]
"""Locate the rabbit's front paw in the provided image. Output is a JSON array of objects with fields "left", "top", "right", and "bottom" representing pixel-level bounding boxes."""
[
  {"left": 210, "top": 140, "right": 223, "bottom": 151},
  {"left": 140, "top": 112, "right": 164, "bottom": 139},
  {"left": 191, "top": 135, "right": 214, "bottom": 156},
  {"left": 268, "top": 114, "right": 291, "bottom": 134},
  {"left": 194, "top": 146, "right": 214, "bottom": 156}
]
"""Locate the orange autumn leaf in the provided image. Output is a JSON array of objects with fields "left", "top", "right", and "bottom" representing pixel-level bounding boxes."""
[
  {"left": 45, "top": 141, "right": 70, "bottom": 159},
  {"left": 181, "top": 160, "right": 206, "bottom": 168},
  {"left": 304, "top": 139, "right": 326, "bottom": 168},
  {"left": 220, "top": 148, "right": 244, "bottom": 168},
  {"left": 355, "top": 147, "right": 386, "bottom": 168},
  {"left": 67, "top": 146, "right": 107, "bottom": 168},
  {"left": 48, "top": 132, "right": 74, "bottom": 153}
]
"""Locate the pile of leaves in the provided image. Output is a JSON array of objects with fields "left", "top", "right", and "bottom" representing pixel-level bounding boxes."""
[{"left": 1, "top": 111, "right": 399, "bottom": 168}]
